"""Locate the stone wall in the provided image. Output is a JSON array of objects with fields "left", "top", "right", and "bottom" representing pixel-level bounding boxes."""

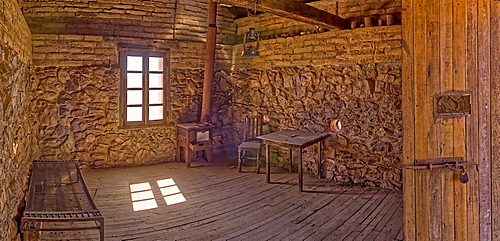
[
  {"left": 229, "top": 63, "right": 402, "bottom": 189},
  {"left": 30, "top": 56, "right": 232, "bottom": 167},
  {"left": 0, "top": 0, "right": 36, "bottom": 239},
  {"left": 229, "top": 1, "right": 403, "bottom": 189},
  {"left": 25, "top": 0, "right": 236, "bottom": 167}
]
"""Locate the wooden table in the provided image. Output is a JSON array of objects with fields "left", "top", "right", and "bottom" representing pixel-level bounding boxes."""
[
  {"left": 21, "top": 160, "right": 104, "bottom": 240},
  {"left": 257, "top": 130, "right": 330, "bottom": 192}
]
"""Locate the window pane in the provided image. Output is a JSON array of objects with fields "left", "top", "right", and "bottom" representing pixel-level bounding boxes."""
[
  {"left": 149, "top": 57, "right": 164, "bottom": 71},
  {"left": 149, "top": 73, "right": 163, "bottom": 88},
  {"left": 127, "top": 73, "right": 143, "bottom": 88},
  {"left": 127, "top": 90, "right": 143, "bottom": 105},
  {"left": 127, "top": 107, "right": 143, "bottom": 122},
  {"left": 149, "top": 106, "right": 163, "bottom": 120},
  {"left": 127, "top": 56, "right": 143, "bottom": 71},
  {"left": 149, "top": 90, "right": 163, "bottom": 104}
]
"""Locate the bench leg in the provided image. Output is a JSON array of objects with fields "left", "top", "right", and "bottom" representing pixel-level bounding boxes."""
[
  {"left": 22, "top": 230, "right": 41, "bottom": 241},
  {"left": 99, "top": 218, "right": 105, "bottom": 241}
]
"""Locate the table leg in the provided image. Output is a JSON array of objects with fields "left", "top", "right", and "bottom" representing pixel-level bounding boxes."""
[
  {"left": 186, "top": 141, "right": 192, "bottom": 167},
  {"left": 299, "top": 147, "right": 303, "bottom": 192},
  {"left": 289, "top": 148, "right": 293, "bottom": 172},
  {"left": 266, "top": 144, "right": 270, "bottom": 183},
  {"left": 176, "top": 137, "right": 181, "bottom": 162},
  {"left": 207, "top": 147, "right": 212, "bottom": 163},
  {"left": 318, "top": 140, "right": 323, "bottom": 179}
]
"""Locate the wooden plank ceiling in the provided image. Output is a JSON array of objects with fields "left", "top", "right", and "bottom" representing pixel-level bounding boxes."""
[{"left": 219, "top": 0, "right": 347, "bottom": 29}]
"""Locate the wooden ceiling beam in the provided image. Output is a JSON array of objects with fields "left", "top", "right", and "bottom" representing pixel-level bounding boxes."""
[{"left": 218, "top": 0, "right": 347, "bottom": 29}]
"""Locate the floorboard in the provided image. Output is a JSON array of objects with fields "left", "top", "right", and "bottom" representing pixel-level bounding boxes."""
[{"left": 34, "top": 155, "right": 403, "bottom": 240}]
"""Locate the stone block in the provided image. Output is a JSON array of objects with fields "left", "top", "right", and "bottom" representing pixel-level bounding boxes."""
[{"left": 84, "top": 35, "right": 104, "bottom": 41}]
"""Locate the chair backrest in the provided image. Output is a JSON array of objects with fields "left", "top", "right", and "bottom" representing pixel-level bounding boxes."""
[{"left": 243, "top": 115, "right": 264, "bottom": 141}]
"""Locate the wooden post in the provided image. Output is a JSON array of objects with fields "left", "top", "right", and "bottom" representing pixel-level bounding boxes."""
[{"left": 200, "top": 0, "right": 218, "bottom": 123}]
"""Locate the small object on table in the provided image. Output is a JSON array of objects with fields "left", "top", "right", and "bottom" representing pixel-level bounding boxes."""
[
  {"left": 364, "top": 17, "right": 372, "bottom": 27},
  {"left": 350, "top": 20, "right": 357, "bottom": 29},
  {"left": 386, "top": 14, "right": 394, "bottom": 25}
]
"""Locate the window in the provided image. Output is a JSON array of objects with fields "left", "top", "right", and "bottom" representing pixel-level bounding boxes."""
[{"left": 121, "top": 51, "right": 169, "bottom": 126}]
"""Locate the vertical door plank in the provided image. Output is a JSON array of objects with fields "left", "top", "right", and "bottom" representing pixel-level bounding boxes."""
[
  {"left": 426, "top": 0, "right": 442, "bottom": 240},
  {"left": 438, "top": 0, "right": 456, "bottom": 239},
  {"left": 488, "top": 2, "right": 499, "bottom": 241},
  {"left": 401, "top": 0, "right": 416, "bottom": 239},
  {"left": 414, "top": 0, "right": 431, "bottom": 239},
  {"left": 451, "top": 0, "right": 468, "bottom": 240},
  {"left": 465, "top": 1, "right": 480, "bottom": 240},
  {"left": 477, "top": 0, "right": 492, "bottom": 240},
  {"left": 491, "top": 2, "right": 500, "bottom": 239}
]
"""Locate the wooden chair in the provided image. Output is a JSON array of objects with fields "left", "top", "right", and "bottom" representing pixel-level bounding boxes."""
[{"left": 238, "top": 115, "right": 265, "bottom": 173}]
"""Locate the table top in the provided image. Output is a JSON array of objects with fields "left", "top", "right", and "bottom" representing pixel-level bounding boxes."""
[{"left": 257, "top": 129, "right": 329, "bottom": 148}]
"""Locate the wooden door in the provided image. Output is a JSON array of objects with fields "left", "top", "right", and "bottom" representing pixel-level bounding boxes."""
[{"left": 402, "top": 0, "right": 491, "bottom": 240}]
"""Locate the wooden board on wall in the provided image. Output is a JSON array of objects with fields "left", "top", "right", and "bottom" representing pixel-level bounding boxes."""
[
  {"left": 477, "top": 0, "right": 492, "bottom": 240},
  {"left": 452, "top": 0, "right": 468, "bottom": 240},
  {"left": 439, "top": 0, "right": 455, "bottom": 239},
  {"left": 401, "top": 0, "right": 416, "bottom": 238},
  {"left": 465, "top": 0, "right": 480, "bottom": 240},
  {"left": 489, "top": 2, "right": 499, "bottom": 240}
]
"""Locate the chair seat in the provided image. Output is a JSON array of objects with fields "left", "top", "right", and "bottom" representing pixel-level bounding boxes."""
[{"left": 238, "top": 141, "right": 261, "bottom": 150}]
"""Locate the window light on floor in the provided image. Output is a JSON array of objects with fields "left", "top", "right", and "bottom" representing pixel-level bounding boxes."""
[
  {"left": 157, "top": 178, "right": 187, "bottom": 205},
  {"left": 130, "top": 182, "right": 158, "bottom": 211},
  {"left": 129, "top": 178, "right": 187, "bottom": 211}
]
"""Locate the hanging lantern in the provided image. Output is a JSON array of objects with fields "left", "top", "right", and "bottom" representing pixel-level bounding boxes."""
[{"left": 242, "top": 28, "right": 260, "bottom": 56}]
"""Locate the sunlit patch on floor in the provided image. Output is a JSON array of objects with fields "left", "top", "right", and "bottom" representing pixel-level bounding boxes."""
[
  {"left": 157, "top": 178, "right": 187, "bottom": 205},
  {"left": 130, "top": 182, "right": 158, "bottom": 211}
]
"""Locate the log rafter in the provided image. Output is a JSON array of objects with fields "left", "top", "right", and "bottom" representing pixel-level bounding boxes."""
[{"left": 218, "top": 0, "right": 347, "bottom": 29}]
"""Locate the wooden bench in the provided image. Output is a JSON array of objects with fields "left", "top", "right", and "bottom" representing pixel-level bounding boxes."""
[{"left": 21, "top": 160, "right": 104, "bottom": 240}]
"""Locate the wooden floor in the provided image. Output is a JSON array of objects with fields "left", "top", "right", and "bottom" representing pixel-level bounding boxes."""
[{"left": 38, "top": 155, "right": 403, "bottom": 241}]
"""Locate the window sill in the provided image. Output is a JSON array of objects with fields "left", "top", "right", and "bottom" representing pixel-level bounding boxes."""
[{"left": 119, "top": 121, "right": 176, "bottom": 130}]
